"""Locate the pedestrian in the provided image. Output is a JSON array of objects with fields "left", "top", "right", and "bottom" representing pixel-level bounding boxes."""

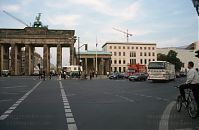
[
  {"left": 90, "top": 71, "right": 92, "bottom": 80},
  {"left": 63, "top": 71, "right": 66, "bottom": 80},
  {"left": 92, "top": 71, "right": 95, "bottom": 78},
  {"left": 49, "top": 71, "right": 52, "bottom": 80},
  {"left": 43, "top": 71, "right": 45, "bottom": 81}
]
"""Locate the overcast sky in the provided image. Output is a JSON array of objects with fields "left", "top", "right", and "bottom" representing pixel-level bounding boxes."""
[{"left": 0, "top": 0, "right": 198, "bottom": 65}]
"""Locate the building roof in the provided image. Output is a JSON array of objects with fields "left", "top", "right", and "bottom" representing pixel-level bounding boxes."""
[
  {"left": 102, "top": 42, "right": 156, "bottom": 48},
  {"left": 79, "top": 50, "right": 111, "bottom": 55}
]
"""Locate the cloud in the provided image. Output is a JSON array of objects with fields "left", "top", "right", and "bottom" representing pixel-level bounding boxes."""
[
  {"left": 45, "top": 14, "right": 81, "bottom": 28},
  {"left": 1, "top": 4, "right": 20, "bottom": 12}
]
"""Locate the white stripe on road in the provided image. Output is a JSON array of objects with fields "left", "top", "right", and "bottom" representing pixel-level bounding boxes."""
[
  {"left": 159, "top": 101, "right": 175, "bottom": 130},
  {"left": 0, "top": 81, "right": 42, "bottom": 120},
  {"left": 115, "top": 94, "right": 134, "bottom": 102},
  {"left": 59, "top": 81, "right": 77, "bottom": 130}
]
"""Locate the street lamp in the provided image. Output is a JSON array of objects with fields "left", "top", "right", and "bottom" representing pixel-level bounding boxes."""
[{"left": 192, "top": 0, "right": 199, "bottom": 16}]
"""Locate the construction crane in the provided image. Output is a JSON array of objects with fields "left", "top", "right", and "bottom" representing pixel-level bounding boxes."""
[
  {"left": 3, "top": 10, "right": 30, "bottom": 27},
  {"left": 112, "top": 27, "right": 133, "bottom": 42}
]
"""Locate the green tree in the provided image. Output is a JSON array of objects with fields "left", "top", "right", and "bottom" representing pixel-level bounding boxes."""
[
  {"left": 157, "top": 50, "right": 182, "bottom": 72},
  {"left": 157, "top": 53, "right": 167, "bottom": 61}
]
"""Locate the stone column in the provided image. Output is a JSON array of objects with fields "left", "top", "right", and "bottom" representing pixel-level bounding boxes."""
[
  {"left": 43, "top": 45, "right": 50, "bottom": 75},
  {"left": 93, "top": 58, "right": 95, "bottom": 72},
  {"left": 57, "top": 44, "right": 62, "bottom": 73},
  {"left": 85, "top": 58, "right": 88, "bottom": 74},
  {"left": 17, "top": 46, "right": 22, "bottom": 75},
  {"left": 70, "top": 45, "right": 74, "bottom": 65},
  {"left": 10, "top": 44, "right": 18, "bottom": 75},
  {"left": 0, "top": 44, "right": 3, "bottom": 72},
  {"left": 25, "top": 45, "right": 32, "bottom": 75},
  {"left": 31, "top": 47, "right": 35, "bottom": 75},
  {"left": 101, "top": 58, "right": 104, "bottom": 75}
]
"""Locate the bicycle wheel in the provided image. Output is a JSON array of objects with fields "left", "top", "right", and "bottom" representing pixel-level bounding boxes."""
[
  {"left": 176, "top": 95, "right": 182, "bottom": 112},
  {"left": 187, "top": 98, "right": 198, "bottom": 119}
]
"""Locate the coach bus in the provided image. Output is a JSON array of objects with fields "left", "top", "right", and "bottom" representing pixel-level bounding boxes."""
[{"left": 148, "top": 61, "right": 175, "bottom": 82}]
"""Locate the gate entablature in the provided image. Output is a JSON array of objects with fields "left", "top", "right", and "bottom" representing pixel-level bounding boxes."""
[{"left": 0, "top": 27, "right": 76, "bottom": 75}]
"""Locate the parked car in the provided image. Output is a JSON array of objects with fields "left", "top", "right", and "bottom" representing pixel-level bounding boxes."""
[
  {"left": 128, "top": 73, "right": 148, "bottom": 81},
  {"left": 109, "top": 72, "right": 124, "bottom": 79},
  {"left": 1, "top": 70, "right": 10, "bottom": 77}
]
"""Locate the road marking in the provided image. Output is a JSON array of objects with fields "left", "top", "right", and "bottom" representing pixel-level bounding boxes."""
[
  {"left": 59, "top": 81, "right": 77, "bottom": 130},
  {"left": 0, "top": 81, "right": 42, "bottom": 120},
  {"left": 3, "top": 85, "right": 27, "bottom": 89},
  {"left": 175, "top": 128, "right": 193, "bottom": 130},
  {"left": 115, "top": 94, "right": 135, "bottom": 102},
  {"left": 159, "top": 101, "right": 175, "bottom": 130},
  {"left": 0, "top": 99, "right": 12, "bottom": 102}
]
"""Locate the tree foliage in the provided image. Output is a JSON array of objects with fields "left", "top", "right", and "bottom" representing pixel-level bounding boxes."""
[{"left": 157, "top": 50, "right": 182, "bottom": 71}]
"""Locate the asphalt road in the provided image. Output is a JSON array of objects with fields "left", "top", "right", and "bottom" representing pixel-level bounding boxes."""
[{"left": 0, "top": 76, "right": 198, "bottom": 130}]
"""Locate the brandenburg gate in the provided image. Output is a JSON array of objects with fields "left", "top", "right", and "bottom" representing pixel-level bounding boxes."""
[{"left": 0, "top": 27, "right": 76, "bottom": 75}]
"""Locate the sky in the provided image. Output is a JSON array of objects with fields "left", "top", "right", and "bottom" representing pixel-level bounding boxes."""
[{"left": 0, "top": 0, "right": 198, "bottom": 66}]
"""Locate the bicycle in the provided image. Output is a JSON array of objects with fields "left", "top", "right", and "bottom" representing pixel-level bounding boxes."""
[{"left": 175, "top": 85, "right": 198, "bottom": 119}]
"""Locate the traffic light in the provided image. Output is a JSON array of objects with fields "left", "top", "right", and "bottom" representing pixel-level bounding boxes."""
[
  {"left": 85, "top": 44, "right": 88, "bottom": 50},
  {"left": 195, "top": 50, "right": 199, "bottom": 58}
]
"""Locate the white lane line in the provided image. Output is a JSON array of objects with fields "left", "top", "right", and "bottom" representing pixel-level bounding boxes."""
[
  {"left": 3, "top": 85, "right": 27, "bottom": 89},
  {"left": 159, "top": 101, "right": 175, "bottom": 130},
  {"left": 59, "top": 81, "right": 77, "bottom": 130},
  {"left": 175, "top": 128, "right": 193, "bottom": 130},
  {"left": 115, "top": 95, "right": 134, "bottom": 102},
  {"left": 0, "top": 99, "right": 12, "bottom": 102},
  {"left": 0, "top": 81, "right": 42, "bottom": 120}
]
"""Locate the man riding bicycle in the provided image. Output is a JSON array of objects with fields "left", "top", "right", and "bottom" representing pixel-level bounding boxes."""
[{"left": 179, "top": 61, "right": 199, "bottom": 107}]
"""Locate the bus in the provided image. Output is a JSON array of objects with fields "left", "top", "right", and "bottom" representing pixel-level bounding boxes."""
[
  {"left": 148, "top": 61, "right": 175, "bottom": 82},
  {"left": 62, "top": 65, "right": 83, "bottom": 78}
]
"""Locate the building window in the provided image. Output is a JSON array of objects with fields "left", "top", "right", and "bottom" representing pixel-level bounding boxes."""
[
  {"left": 148, "top": 52, "right": 151, "bottom": 56},
  {"left": 148, "top": 47, "right": 151, "bottom": 50},
  {"left": 114, "top": 52, "right": 117, "bottom": 56},
  {"left": 114, "top": 67, "right": 117, "bottom": 72},
  {"left": 127, "top": 46, "right": 130, "bottom": 49},
  {"left": 144, "top": 59, "right": 147, "bottom": 64},
  {"left": 123, "top": 67, "right": 126, "bottom": 72},
  {"left": 130, "top": 59, "right": 136, "bottom": 64},
  {"left": 153, "top": 59, "right": 155, "bottom": 61},
  {"left": 144, "top": 52, "right": 147, "bottom": 56},
  {"left": 136, "top": 47, "right": 138, "bottom": 49},
  {"left": 130, "top": 51, "right": 136, "bottom": 57},
  {"left": 152, "top": 47, "right": 155, "bottom": 50},
  {"left": 140, "top": 47, "right": 142, "bottom": 50},
  {"left": 123, "top": 52, "right": 125, "bottom": 56},
  {"left": 114, "top": 60, "right": 117, "bottom": 64},
  {"left": 131, "top": 47, "right": 134, "bottom": 49},
  {"left": 148, "top": 59, "right": 151, "bottom": 63},
  {"left": 109, "top": 46, "right": 112, "bottom": 49},
  {"left": 140, "top": 52, "right": 142, "bottom": 56},
  {"left": 144, "top": 47, "right": 146, "bottom": 50},
  {"left": 123, "top": 60, "right": 126, "bottom": 64},
  {"left": 114, "top": 46, "right": 117, "bottom": 49},
  {"left": 119, "top": 52, "right": 121, "bottom": 56},
  {"left": 119, "top": 46, "right": 121, "bottom": 49},
  {"left": 119, "top": 67, "right": 121, "bottom": 72},
  {"left": 152, "top": 52, "right": 155, "bottom": 56},
  {"left": 140, "top": 59, "right": 143, "bottom": 64},
  {"left": 123, "top": 46, "right": 125, "bottom": 49},
  {"left": 119, "top": 60, "right": 121, "bottom": 64}
]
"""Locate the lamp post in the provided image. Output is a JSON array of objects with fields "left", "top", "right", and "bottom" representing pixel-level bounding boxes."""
[{"left": 192, "top": 0, "right": 199, "bottom": 16}]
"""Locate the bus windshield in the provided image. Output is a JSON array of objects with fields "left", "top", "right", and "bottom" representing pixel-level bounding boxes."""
[{"left": 148, "top": 62, "right": 165, "bottom": 69}]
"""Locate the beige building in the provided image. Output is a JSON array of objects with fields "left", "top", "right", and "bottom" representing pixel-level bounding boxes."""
[
  {"left": 157, "top": 41, "right": 199, "bottom": 69},
  {"left": 102, "top": 42, "right": 157, "bottom": 72}
]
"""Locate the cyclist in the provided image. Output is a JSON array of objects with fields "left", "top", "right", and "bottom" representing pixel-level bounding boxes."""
[{"left": 179, "top": 61, "right": 199, "bottom": 107}]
